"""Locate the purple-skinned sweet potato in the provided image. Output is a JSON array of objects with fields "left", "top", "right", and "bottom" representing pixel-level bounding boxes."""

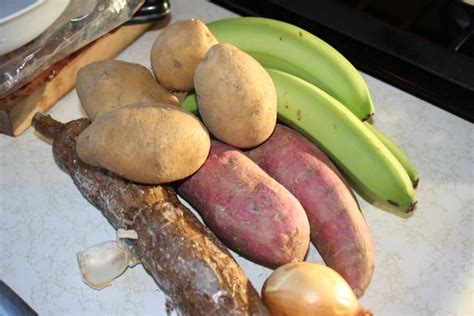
[
  {"left": 178, "top": 140, "right": 310, "bottom": 268},
  {"left": 246, "top": 124, "right": 375, "bottom": 297}
]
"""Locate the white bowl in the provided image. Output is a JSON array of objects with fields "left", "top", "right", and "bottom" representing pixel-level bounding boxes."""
[{"left": 0, "top": 0, "right": 70, "bottom": 56}]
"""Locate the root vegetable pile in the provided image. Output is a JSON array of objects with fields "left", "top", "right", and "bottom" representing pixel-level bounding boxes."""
[
  {"left": 32, "top": 113, "right": 270, "bottom": 315},
  {"left": 28, "top": 16, "right": 409, "bottom": 315}
]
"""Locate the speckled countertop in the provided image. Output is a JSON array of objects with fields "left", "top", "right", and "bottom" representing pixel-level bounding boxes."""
[{"left": 1, "top": 0, "right": 473, "bottom": 315}]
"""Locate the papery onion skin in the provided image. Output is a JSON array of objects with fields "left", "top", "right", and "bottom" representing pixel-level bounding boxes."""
[{"left": 262, "top": 262, "right": 373, "bottom": 316}]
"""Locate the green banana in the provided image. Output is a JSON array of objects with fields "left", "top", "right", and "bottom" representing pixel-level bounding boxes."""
[
  {"left": 182, "top": 93, "right": 198, "bottom": 114},
  {"left": 182, "top": 70, "right": 416, "bottom": 215},
  {"left": 207, "top": 17, "right": 375, "bottom": 121},
  {"left": 364, "top": 122, "right": 420, "bottom": 189}
]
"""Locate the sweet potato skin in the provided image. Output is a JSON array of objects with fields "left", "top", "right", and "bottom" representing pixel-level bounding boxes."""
[
  {"left": 246, "top": 124, "right": 375, "bottom": 297},
  {"left": 178, "top": 140, "right": 310, "bottom": 268}
]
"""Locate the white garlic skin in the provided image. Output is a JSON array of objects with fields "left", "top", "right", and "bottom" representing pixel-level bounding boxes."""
[{"left": 77, "top": 229, "right": 139, "bottom": 290}]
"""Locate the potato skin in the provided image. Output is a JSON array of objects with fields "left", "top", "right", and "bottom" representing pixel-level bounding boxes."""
[
  {"left": 76, "top": 103, "right": 210, "bottom": 184},
  {"left": 151, "top": 19, "right": 218, "bottom": 91},
  {"left": 194, "top": 44, "right": 277, "bottom": 149},
  {"left": 76, "top": 60, "right": 179, "bottom": 120},
  {"left": 246, "top": 124, "right": 375, "bottom": 297},
  {"left": 178, "top": 140, "right": 310, "bottom": 268}
]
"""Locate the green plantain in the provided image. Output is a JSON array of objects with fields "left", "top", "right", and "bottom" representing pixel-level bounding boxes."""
[
  {"left": 207, "top": 17, "right": 375, "bottom": 121},
  {"left": 364, "top": 122, "right": 420, "bottom": 189}
]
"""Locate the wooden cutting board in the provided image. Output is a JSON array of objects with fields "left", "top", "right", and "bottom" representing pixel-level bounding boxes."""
[{"left": 0, "top": 23, "right": 152, "bottom": 137}]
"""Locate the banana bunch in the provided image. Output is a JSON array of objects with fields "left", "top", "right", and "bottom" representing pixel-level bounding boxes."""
[
  {"left": 207, "top": 17, "right": 375, "bottom": 121},
  {"left": 182, "top": 17, "right": 419, "bottom": 215}
]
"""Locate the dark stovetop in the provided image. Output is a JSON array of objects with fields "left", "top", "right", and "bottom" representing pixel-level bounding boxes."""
[{"left": 211, "top": 0, "right": 474, "bottom": 122}]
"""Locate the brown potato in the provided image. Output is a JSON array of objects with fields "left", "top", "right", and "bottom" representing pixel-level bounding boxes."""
[
  {"left": 150, "top": 19, "right": 218, "bottom": 91},
  {"left": 76, "top": 103, "right": 210, "bottom": 184},
  {"left": 76, "top": 60, "right": 179, "bottom": 120},
  {"left": 194, "top": 44, "right": 277, "bottom": 149}
]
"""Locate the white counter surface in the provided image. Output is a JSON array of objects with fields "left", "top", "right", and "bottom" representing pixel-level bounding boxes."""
[{"left": 1, "top": 0, "right": 473, "bottom": 315}]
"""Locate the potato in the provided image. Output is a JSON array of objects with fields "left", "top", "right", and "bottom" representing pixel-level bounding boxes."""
[
  {"left": 76, "top": 60, "right": 179, "bottom": 120},
  {"left": 178, "top": 140, "right": 310, "bottom": 268},
  {"left": 76, "top": 103, "right": 210, "bottom": 184},
  {"left": 194, "top": 44, "right": 277, "bottom": 149},
  {"left": 150, "top": 19, "right": 217, "bottom": 91},
  {"left": 246, "top": 124, "right": 375, "bottom": 297}
]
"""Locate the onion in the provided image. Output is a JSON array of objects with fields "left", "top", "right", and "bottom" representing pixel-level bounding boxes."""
[{"left": 262, "top": 262, "right": 372, "bottom": 316}]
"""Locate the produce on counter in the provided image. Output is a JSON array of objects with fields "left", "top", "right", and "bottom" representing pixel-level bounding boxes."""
[
  {"left": 262, "top": 262, "right": 372, "bottom": 316},
  {"left": 194, "top": 43, "right": 277, "bottom": 149},
  {"left": 76, "top": 229, "right": 140, "bottom": 290},
  {"left": 178, "top": 140, "right": 310, "bottom": 268},
  {"left": 76, "top": 60, "right": 179, "bottom": 120},
  {"left": 27, "top": 15, "right": 423, "bottom": 311},
  {"left": 32, "top": 114, "right": 270, "bottom": 316},
  {"left": 266, "top": 68, "right": 417, "bottom": 215},
  {"left": 207, "top": 17, "right": 375, "bottom": 121},
  {"left": 182, "top": 68, "right": 417, "bottom": 215},
  {"left": 247, "top": 124, "right": 375, "bottom": 297},
  {"left": 151, "top": 19, "right": 218, "bottom": 91},
  {"left": 76, "top": 102, "right": 210, "bottom": 184},
  {"left": 364, "top": 122, "right": 420, "bottom": 188}
]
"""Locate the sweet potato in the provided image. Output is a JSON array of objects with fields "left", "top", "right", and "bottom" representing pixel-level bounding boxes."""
[
  {"left": 178, "top": 140, "right": 310, "bottom": 268},
  {"left": 246, "top": 124, "right": 375, "bottom": 297}
]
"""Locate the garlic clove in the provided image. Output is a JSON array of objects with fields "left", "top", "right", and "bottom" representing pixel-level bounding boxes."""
[{"left": 77, "top": 229, "right": 139, "bottom": 290}]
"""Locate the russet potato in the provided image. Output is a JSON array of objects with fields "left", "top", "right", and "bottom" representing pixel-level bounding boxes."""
[
  {"left": 76, "top": 60, "right": 178, "bottom": 120},
  {"left": 151, "top": 19, "right": 218, "bottom": 91},
  {"left": 76, "top": 103, "right": 210, "bottom": 184},
  {"left": 194, "top": 44, "right": 277, "bottom": 149}
]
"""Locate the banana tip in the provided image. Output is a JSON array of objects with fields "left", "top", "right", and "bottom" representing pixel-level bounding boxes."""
[
  {"left": 412, "top": 178, "right": 420, "bottom": 189},
  {"left": 406, "top": 201, "right": 417, "bottom": 214},
  {"left": 362, "top": 112, "right": 375, "bottom": 122},
  {"left": 387, "top": 199, "right": 418, "bottom": 217}
]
